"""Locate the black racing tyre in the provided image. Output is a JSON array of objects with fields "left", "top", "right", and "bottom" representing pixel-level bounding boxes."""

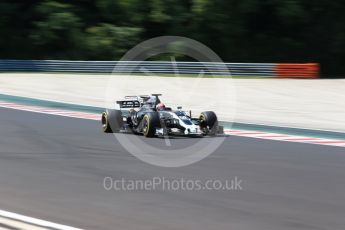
[
  {"left": 101, "top": 109, "right": 123, "bottom": 133},
  {"left": 142, "top": 112, "right": 160, "bottom": 137},
  {"left": 199, "top": 111, "right": 218, "bottom": 135}
]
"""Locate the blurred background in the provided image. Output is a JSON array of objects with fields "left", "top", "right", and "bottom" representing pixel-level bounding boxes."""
[{"left": 0, "top": 0, "right": 344, "bottom": 77}]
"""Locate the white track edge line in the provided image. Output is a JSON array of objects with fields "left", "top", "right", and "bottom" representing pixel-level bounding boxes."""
[{"left": 0, "top": 210, "right": 83, "bottom": 230}]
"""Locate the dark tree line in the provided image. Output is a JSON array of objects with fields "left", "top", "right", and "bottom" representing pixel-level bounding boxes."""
[{"left": 0, "top": 0, "right": 344, "bottom": 76}]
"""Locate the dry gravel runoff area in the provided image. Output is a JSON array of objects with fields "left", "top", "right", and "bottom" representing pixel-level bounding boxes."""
[{"left": 0, "top": 73, "right": 344, "bottom": 132}]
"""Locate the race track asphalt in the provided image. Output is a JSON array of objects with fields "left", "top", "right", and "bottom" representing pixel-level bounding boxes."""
[{"left": 0, "top": 107, "right": 345, "bottom": 230}]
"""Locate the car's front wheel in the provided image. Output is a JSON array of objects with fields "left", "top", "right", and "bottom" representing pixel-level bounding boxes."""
[{"left": 199, "top": 111, "right": 218, "bottom": 135}]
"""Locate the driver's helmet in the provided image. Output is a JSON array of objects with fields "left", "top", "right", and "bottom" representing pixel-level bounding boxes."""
[{"left": 156, "top": 103, "right": 166, "bottom": 111}]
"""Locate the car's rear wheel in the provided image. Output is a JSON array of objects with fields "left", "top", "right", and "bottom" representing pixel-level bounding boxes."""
[
  {"left": 142, "top": 112, "right": 160, "bottom": 137},
  {"left": 199, "top": 111, "right": 218, "bottom": 135},
  {"left": 101, "top": 109, "right": 123, "bottom": 133}
]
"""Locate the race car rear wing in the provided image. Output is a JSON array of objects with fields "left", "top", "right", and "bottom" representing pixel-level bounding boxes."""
[
  {"left": 116, "top": 100, "right": 141, "bottom": 109},
  {"left": 124, "top": 94, "right": 162, "bottom": 100},
  {"left": 117, "top": 94, "right": 162, "bottom": 109}
]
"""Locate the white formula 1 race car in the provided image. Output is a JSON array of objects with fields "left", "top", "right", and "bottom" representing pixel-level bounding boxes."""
[{"left": 101, "top": 94, "right": 223, "bottom": 137}]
